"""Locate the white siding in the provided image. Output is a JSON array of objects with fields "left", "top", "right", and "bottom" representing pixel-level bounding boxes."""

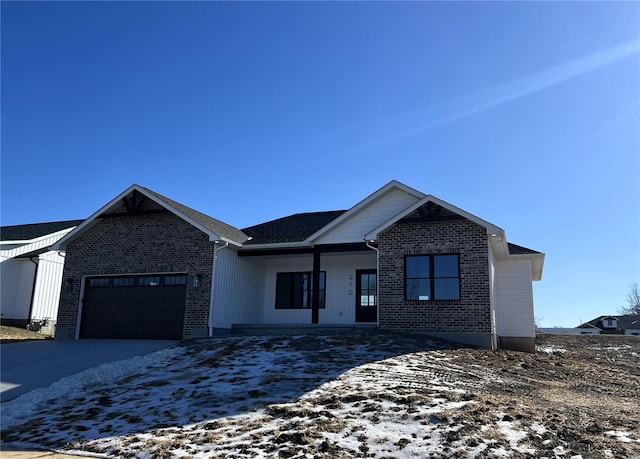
[
  {"left": 495, "top": 258, "right": 535, "bottom": 338},
  {"left": 30, "top": 251, "right": 66, "bottom": 322},
  {"left": 211, "top": 247, "right": 265, "bottom": 329},
  {"left": 315, "top": 188, "right": 420, "bottom": 244},
  {"left": 262, "top": 252, "right": 376, "bottom": 324},
  {"left": 0, "top": 228, "right": 75, "bottom": 322},
  {"left": 0, "top": 258, "right": 36, "bottom": 320}
]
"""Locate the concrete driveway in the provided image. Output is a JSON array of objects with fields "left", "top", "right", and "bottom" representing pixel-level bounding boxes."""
[{"left": 0, "top": 339, "right": 176, "bottom": 402}]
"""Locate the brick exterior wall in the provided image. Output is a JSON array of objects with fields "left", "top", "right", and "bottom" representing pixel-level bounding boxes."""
[
  {"left": 377, "top": 204, "right": 491, "bottom": 338},
  {"left": 56, "top": 199, "right": 214, "bottom": 340}
]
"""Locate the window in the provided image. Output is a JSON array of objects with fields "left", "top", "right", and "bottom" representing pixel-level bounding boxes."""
[
  {"left": 406, "top": 254, "right": 460, "bottom": 301},
  {"left": 113, "top": 277, "right": 135, "bottom": 287},
  {"left": 164, "top": 275, "right": 187, "bottom": 286},
  {"left": 275, "top": 272, "right": 326, "bottom": 309},
  {"left": 138, "top": 276, "right": 161, "bottom": 287},
  {"left": 88, "top": 278, "right": 110, "bottom": 288}
]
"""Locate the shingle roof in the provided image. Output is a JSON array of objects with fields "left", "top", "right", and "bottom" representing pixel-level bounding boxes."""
[
  {"left": 507, "top": 243, "right": 541, "bottom": 255},
  {"left": 579, "top": 315, "right": 640, "bottom": 330},
  {"left": 0, "top": 220, "right": 84, "bottom": 241},
  {"left": 242, "top": 210, "right": 347, "bottom": 245},
  {"left": 140, "top": 186, "right": 250, "bottom": 245}
]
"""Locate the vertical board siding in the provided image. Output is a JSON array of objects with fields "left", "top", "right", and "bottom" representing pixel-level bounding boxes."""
[
  {"left": 1, "top": 228, "right": 74, "bottom": 321},
  {"left": 30, "top": 251, "right": 66, "bottom": 322},
  {"left": 0, "top": 259, "right": 36, "bottom": 319},
  {"left": 316, "top": 189, "right": 420, "bottom": 244},
  {"left": 211, "top": 248, "right": 265, "bottom": 329},
  {"left": 495, "top": 259, "right": 535, "bottom": 337},
  {"left": 261, "top": 252, "right": 377, "bottom": 325}
]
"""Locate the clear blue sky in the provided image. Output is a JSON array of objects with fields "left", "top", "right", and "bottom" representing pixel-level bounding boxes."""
[{"left": 2, "top": 1, "right": 638, "bottom": 327}]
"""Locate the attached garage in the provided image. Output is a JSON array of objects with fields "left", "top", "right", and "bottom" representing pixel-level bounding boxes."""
[
  {"left": 53, "top": 184, "right": 250, "bottom": 341},
  {"left": 79, "top": 274, "right": 187, "bottom": 339}
]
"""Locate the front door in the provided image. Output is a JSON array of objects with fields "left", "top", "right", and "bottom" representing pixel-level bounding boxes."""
[{"left": 355, "top": 269, "right": 377, "bottom": 322}]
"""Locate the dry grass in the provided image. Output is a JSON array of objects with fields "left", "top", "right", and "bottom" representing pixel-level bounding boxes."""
[{"left": 0, "top": 325, "right": 52, "bottom": 343}]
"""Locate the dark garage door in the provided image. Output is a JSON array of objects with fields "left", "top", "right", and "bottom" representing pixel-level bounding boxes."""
[{"left": 80, "top": 274, "right": 187, "bottom": 340}]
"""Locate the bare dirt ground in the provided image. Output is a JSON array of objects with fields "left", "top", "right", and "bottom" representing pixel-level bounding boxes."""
[
  {"left": 0, "top": 326, "right": 51, "bottom": 344},
  {"left": 1, "top": 332, "right": 639, "bottom": 458}
]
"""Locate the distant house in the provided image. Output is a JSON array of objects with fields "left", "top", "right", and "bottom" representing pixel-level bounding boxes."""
[
  {"left": 51, "top": 180, "right": 545, "bottom": 351},
  {"left": 577, "top": 315, "right": 640, "bottom": 336},
  {"left": 0, "top": 220, "right": 82, "bottom": 333}
]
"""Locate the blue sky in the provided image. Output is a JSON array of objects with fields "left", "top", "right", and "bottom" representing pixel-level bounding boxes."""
[{"left": 2, "top": 1, "right": 638, "bottom": 327}]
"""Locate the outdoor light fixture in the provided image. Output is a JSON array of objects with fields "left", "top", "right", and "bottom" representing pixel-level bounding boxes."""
[
  {"left": 192, "top": 274, "right": 201, "bottom": 288},
  {"left": 64, "top": 278, "right": 74, "bottom": 291}
]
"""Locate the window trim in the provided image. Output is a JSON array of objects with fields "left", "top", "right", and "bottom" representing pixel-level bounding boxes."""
[
  {"left": 275, "top": 271, "right": 326, "bottom": 310},
  {"left": 404, "top": 254, "right": 461, "bottom": 301}
]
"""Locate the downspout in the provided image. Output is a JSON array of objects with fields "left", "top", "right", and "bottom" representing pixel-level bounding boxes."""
[
  {"left": 209, "top": 241, "right": 229, "bottom": 337},
  {"left": 365, "top": 240, "right": 379, "bottom": 326},
  {"left": 27, "top": 256, "right": 40, "bottom": 325}
]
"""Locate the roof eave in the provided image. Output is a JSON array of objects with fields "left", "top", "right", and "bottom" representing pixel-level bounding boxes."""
[{"left": 239, "top": 241, "right": 313, "bottom": 250}]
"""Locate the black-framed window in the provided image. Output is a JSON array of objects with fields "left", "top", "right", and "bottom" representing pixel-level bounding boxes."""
[
  {"left": 88, "top": 278, "right": 110, "bottom": 288},
  {"left": 164, "top": 275, "right": 187, "bottom": 286},
  {"left": 405, "top": 254, "right": 460, "bottom": 301},
  {"left": 113, "top": 277, "right": 135, "bottom": 287},
  {"left": 138, "top": 276, "right": 161, "bottom": 287},
  {"left": 275, "top": 272, "right": 326, "bottom": 309}
]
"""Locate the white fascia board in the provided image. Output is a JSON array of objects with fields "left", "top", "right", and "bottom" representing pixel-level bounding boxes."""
[
  {"left": 364, "top": 195, "right": 504, "bottom": 241},
  {"left": 213, "top": 236, "right": 243, "bottom": 248},
  {"left": 52, "top": 184, "right": 222, "bottom": 250},
  {"left": 239, "top": 241, "right": 313, "bottom": 251},
  {"left": 306, "top": 180, "right": 426, "bottom": 243}
]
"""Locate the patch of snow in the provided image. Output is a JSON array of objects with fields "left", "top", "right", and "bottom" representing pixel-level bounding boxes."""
[
  {"left": 531, "top": 421, "right": 547, "bottom": 435},
  {"left": 605, "top": 430, "right": 640, "bottom": 443},
  {"left": 536, "top": 345, "right": 567, "bottom": 353},
  {"left": 496, "top": 420, "right": 536, "bottom": 454}
]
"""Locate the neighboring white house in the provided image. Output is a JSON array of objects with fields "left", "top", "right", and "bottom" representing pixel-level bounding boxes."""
[{"left": 0, "top": 220, "right": 82, "bottom": 334}]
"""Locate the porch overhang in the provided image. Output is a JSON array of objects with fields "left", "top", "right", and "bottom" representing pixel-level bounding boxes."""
[{"left": 237, "top": 242, "right": 372, "bottom": 257}]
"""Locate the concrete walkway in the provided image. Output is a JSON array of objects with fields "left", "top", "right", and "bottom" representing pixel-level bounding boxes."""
[
  {"left": 0, "top": 447, "right": 92, "bottom": 458},
  {"left": 1, "top": 339, "right": 176, "bottom": 402}
]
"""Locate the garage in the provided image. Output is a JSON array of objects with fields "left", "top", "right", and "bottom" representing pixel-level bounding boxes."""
[{"left": 79, "top": 273, "right": 187, "bottom": 339}]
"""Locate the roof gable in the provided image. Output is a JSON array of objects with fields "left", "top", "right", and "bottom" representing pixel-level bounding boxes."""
[
  {"left": 364, "top": 194, "right": 504, "bottom": 241},
  {"left": 307, "top": 180, "right": 425, "bottom": 244},
  {"left": 53, "top": 184, "right": 248, "bottom": 250}
]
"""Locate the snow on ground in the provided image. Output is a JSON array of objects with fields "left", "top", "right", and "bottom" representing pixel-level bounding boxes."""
[
  {"left": 535, "top": 345, "right": 567, "bottom": 354},
  {"left": 2, "top": 331, "right": 640, "bottom": 458}
]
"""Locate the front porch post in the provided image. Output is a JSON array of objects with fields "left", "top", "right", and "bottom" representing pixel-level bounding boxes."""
[{"left": 311, "top": 249, "right": 320, "bottom": 324}]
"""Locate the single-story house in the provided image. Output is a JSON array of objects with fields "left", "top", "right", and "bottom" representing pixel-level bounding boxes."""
[
  {"left": 0, "top": 220, "right": 82, "bottom": 333},
  {"left": 52, "top": 180, "right": 544, "bottom": 351},
  {"left": 577, "top": 315, "right": 640, "bottom": 336}
]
